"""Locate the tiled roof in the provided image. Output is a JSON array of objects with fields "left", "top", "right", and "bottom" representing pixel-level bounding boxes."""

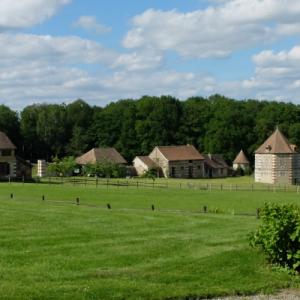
[
  {"left": 233, "top": 150, "right": 250, "bottom": 164},
  {"left": 255, "top": 128, "right": 295, "bottom": 154},
  {"left": 203, "top": 154, "right": 229, "bottom": 169},
  {"left": 135, "top": 156, "right": 158, "bottom": 168},
  {"left": 156, "top": 145, "right": 204, "bottom": 161},
  {"left": 76, "top": 148, "right": 127, "bottom": 165},
  {"left": 0, "top": 131, "right": 16, "bottom": 149}
]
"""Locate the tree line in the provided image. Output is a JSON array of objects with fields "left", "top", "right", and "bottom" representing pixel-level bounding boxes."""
[{"left": 2, "top": 94, "right": 300, "bottom": 164}]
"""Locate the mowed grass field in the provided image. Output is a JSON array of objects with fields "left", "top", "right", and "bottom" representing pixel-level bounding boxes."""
[{"left": 0, "top": 181, "right": 299, "bottom": 299}]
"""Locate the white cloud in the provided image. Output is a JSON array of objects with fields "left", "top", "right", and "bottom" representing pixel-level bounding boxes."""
[
  {"left": 219, "top": 45, "right": 300, "bottom": 101},
  {"left": 0, "top": 0, "right": 71, "bottom": 30},
  {"left": 111, "top": 50, "right": 164, "bottom": 71},
  {"left": 73, "top": 16, "right": 111, "bottom": 35},
  {"left": 0, "top": 33, "right": 117, "bottom": 66},
  {"left": 123, "top": 0, "right": 300, "bottom": 58}
]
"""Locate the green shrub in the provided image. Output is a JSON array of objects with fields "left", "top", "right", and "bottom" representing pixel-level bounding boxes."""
[
  {"left": 47, "top": 156, "right": 78, "bottom": 177},
  {"left": 250, "top": 203, "right": 300, "bottom": 271},
  {"left": 82, "top": 161, "right": 126, "bottom": 178},
  {"left": 140, "top": 168, "right": 158, "bottom": 179}
]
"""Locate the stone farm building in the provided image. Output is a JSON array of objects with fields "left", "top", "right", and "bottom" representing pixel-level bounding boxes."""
[
  {"left": 233, "top": 150, "right": 250, "bottom": 172},
  {"left": 133, "top": 156, "right": 159, "bottom": 176},
  {"left": 203, "top": 154, "right": 229, "bottom": 178},
  {"left": 255, "top": 128, "right": 300, "bottom": 185},
  {"left": 0, "top": 131, "right": 31, "bottom": 179},
  {"left": 133, "top": 145, "right": 205, "bottom": 178},
  {"left": 76, "top": 148, "right": 127, "bottom": 166}
]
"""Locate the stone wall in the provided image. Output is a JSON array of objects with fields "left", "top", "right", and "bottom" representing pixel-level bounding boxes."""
[
  {"left": 149, "top": 148, "right": 169, "bottom": 177},
  {"left": 255, "top": 154, "right": 294, "bottom": 184},
  {"left": 133, "top": 157, "right": 148, "bottom": 176},
  {"left": 255, "top": 154, "right": 275, "bottom": 184},
  {"left": 149, "top": 148, "right": 204, "bottom": 178}
]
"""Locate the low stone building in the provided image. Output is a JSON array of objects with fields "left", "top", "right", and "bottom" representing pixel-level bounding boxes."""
[
  {"left": 148, "top": 145, "right": 204, "bottom": 178},
  {"left": 76, "top": 147, "right": 127, "bottom": 166},
  {"left": 255, "top": 128, "right": 300, "bottom": 185},
  {"left": 133, "top": 156, "right": 159, "bottom": 176},
  {"left": 0, "top": 131, "right": 32, "bottom": 179},
  {"left": 233, "top": 150, "right": 250, "bottom": 172},
  {"left": 203, "top": 154, "right": 229, "bottom": 178}
]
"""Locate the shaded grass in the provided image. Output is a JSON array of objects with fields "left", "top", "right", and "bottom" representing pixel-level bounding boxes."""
[{"left": 0, "top": 183, "right": 299, "bottom": 299}]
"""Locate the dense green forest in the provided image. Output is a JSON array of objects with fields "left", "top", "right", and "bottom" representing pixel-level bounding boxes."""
[{"left": 2, "top": 94, "right": 300, "bottom": 164}]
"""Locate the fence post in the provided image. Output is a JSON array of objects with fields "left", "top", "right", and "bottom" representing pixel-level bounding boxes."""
[
  {"left": 137, "top": 181, "right": 139, "bottom": 188},
  {"left": 221, "top": 184, "right": 223, "bottom": 191},
  {"left": 96, "top": 176, "right": 98, "bottom": 188},
  {"left": 252, "top": 184, "right": 254, "bottom": 192},
  {"left": 256, "top": 208, "right": 260, "bottom": 219}
]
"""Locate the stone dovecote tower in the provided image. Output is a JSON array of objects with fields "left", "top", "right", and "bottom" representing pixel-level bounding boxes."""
[{"left": 255, "top": 128, "right": 300, "bottom": 185}]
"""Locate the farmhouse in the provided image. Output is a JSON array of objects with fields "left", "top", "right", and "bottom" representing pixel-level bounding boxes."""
[
  {"left": 203, "top": 154, "right": 229, "bottom": 178},
  {"left": 233, "top": 150, "right": 250, "bottom": 172},
  {"left": 148, "top": 145, "right": 204, "bottom": 178},
  {"left": 133, "top": 156, "right": 159, "bottom": 176},
  {"left": 0, "top": 131, "right": 32, "bottom": 179},
  {"left": 255, "top": 128, "right": 300, "bottom": 184},
  {"left": 76, "top": 148, "right": 127, "bottom": 165}
]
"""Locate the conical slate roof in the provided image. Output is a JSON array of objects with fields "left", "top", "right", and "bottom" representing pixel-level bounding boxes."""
[
  {"left": 233, "top": 150, "right": 249, "bottom": 164},
  {"left": 255, "top": 128, "right": 294, "bottom": 154},
  {"left": 0, "top": 131, "right": 16, "bottom": 149}
]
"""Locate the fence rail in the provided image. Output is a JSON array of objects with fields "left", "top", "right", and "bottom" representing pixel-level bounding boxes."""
[{"left": 4, "top": 176, "right": 300, "bottom": 193}]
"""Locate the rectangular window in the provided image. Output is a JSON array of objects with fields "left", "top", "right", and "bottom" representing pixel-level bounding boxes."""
[
  {"left": 189, "top": 160, "right": 193, "bottom": 163},
  {"left": 2, "top": 150, "right": 12, "bottom": 156}
]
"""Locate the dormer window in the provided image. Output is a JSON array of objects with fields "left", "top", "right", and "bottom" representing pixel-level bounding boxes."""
[{"left": 265, "top": 145, "right": 272, "bottom": 152}]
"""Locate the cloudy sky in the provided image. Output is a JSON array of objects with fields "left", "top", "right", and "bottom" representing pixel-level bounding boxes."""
[{"left": 1, "top": 0, "right": 300, "bottom": 109}]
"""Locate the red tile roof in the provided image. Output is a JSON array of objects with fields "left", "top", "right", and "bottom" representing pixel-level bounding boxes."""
[
  {"left": 156, "top": 145, "right": 204, "bottom": 161},
  {"left": 255, "top": 128, "right": 295, "bottom": 154},
  {"left": 0, "top": 131, "right": 16, "bottom": 149},
  {"left": 135, "top": 156, "right": 158, "bottom": 168},
  {"left": 76, "top": 148, "right": 127, "bottom": 165},
  {"left": 233, "top": 150, "right": 250, "bottom": 164}
]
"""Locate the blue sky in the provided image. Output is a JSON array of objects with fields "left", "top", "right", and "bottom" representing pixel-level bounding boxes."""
[{"left": 1, "top": 0, "right": 300, "bottom": 109}]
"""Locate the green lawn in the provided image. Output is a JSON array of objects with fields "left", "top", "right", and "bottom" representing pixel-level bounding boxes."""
[{"left": 0, "top": 183, "right": 299, "bottom": 299}]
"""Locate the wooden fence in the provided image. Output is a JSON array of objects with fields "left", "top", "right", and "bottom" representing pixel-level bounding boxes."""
[{"left": 7, "top": 176, "right": 300, "bottom": 193}]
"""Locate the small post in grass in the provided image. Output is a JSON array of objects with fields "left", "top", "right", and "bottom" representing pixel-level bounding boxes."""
[
  {"left": 42, "top": 195, "right": 45, "bottom": 201},
  {"left": 203, "top": 205, "right": 207, "bottom": 213},
  {"left": 256, "top": 208, "right": 260, "bottom": 219},
  {"left": 107, "top": 203, "right": 111, "bottom": 209},
  {"left": 76, "top": 197, "right": 80, "bottom": 205},
  {"left": 151, "top": 204, "right": 155, "bottom": 211},
  {"left": 10, "top": 193, "right": 13, "bottom": 199}
]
